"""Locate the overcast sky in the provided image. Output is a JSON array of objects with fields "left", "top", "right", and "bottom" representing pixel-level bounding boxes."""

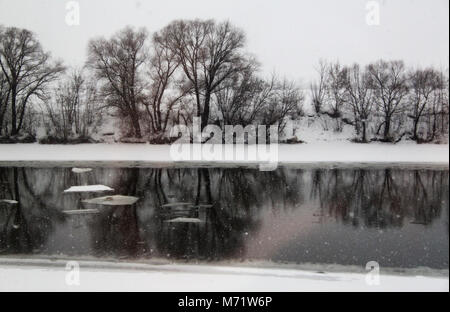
[{"left": 0, "top": 0, "right": 448, "bottom": 84}]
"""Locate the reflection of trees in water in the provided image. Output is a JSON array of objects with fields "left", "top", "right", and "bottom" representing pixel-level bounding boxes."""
[
  {"left": 139, "top": 168, "right": 265, "bottom": 260},
  {"left": 205, "top": 168, "right": 260, "bottom": 260},
  {"left": 409, "top": 170, "right": 447, "bottom": 226},
  {"left": 260, "top": 168, "right": 305, "bottom": 212},
  {"left": 0, "top": 166, "right": 129, "bottom": 256},
  {"left": 0, "top": 168, "right": 33, "bottom": 253},
  {"left": 310, "top": 169, "right": 447, "bottom": 228},
  {"left": 88, "top": 167, "right": 305, "bottom": 260},
  {"left": 0, "top": 166, "right": 447, "bottom": 260},
  {"left": 0, "top": 168, "right": 66, "bottom": 254},
  {"left": 138, "top": 168, "right": 199, "bottom": 259},
  {"left": 89, "top": 168, "right": 141, "bottom": 258},
  {"left": 179, "top": 168, "right": 305, "bottom": 260},
  {"left": 368, "top": 169, "right": 403, "bottom": 228}
]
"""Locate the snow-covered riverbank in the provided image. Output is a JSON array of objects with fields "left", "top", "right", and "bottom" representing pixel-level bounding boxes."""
[
  {"left": 0, "top": 258, "right": 447, "bottom": 292},
  {"left": 0, "top": 142, "right": 448, "bottom": 167}
]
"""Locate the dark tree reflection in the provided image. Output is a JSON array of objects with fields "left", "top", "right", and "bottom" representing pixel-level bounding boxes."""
[{"left": 0, "top": 166, "right": 447, "bottom": 268}]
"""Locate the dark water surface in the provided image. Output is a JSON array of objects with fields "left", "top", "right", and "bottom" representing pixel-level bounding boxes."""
[{"left": 0, "top": 166, "right": 448, "bottom": 269}]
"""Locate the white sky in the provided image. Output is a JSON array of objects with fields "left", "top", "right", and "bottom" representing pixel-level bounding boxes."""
[{"left": 0, "top": 0, "right": 448, "bottom": 84}]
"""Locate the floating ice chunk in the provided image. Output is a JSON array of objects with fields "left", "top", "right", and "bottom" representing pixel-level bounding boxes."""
[
  {"left": 164, "top": 217, "right": 204, "bottom": 223},
  {"left": 82, "top": 195, "right": 139, "bottom": 206},
  {"left": 72, "top": 168, "right": 93, "bottom": 173},
  {"left": 63, "top": 185, "right": 114, "bottom": 193},
  {"left": 0, "top": 199, "right": 18, "bottom": 205},
  {"left": 63, "top": 209, "right": 100, "bottom": 215}
]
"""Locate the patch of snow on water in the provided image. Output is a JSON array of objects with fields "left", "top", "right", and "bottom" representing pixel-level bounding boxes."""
[
  {"left": 0, "top": 199, "right": 18, "bottom": 205},
  {"left": 71, "top": 167, "right": 93, "bottom": 173},
  {"left": 164, "top": 217, "right": 204, "bottom": 223}
]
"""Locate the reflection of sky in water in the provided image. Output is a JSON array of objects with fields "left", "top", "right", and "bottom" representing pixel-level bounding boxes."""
[
  {"left": 247, "top": 208, "right": 448, "bottom": 268},
  {"left": 0, "top": 167, "right": 448, "bottom": 269}
]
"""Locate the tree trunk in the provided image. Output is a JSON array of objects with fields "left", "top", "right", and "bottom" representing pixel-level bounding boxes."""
[
  {"left": 0, "top": 111, "right": 4, "bottom": 136},
  {"left": 430, "top": 110, "right": 437, "bottom": 141},
  {"left": 131, "top": 113, "right": 142, "bottom": 138},
  {"left": 412, "top": 118, "right": 419, "bottom": 141},
  {"left": 10, "top": 85, "right": 17, "bottom": 136},
  {"left": 201, "top": 91, "right": 211, "bottom": 130},
  {"left": 0, "top": 92, "right": 8, "bottom": 135},
  {"left": 383, "top": 115, "right": 391, "bottom": 141},
  {"left": 362, "top": 121, "right": 367, "bottom": 143}
]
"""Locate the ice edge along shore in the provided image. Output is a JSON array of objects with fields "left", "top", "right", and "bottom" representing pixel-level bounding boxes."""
[
  {"left": 0, "top": 257, "right": 448, "bottom": 292},
  {"left": 0, "top": 142, "right": 448, "bottom": 165}
]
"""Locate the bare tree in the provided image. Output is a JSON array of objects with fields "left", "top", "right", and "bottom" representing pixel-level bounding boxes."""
[
  {"left": 43, "top": 69, "right": 99, "bottom": 141},
  {"left": 367, "top": 60, "right": 409, "bottom": 142},
  {"left": 325, "top": 62, "right": 347, "bottom": 118},
  {"left": 214, "top": 68, "right": 302, "bottom": 136},
  {"left": 343, "top": 64, "right": 375, "bottom": 142},
  {"left": 407, "top": 68, "right": 443, "bottom": 141},
  {"left": 214, "top": 63, "right": 275, "bottom": 127},
  {"left": 261, "top": 77, "right": 304, "bottom": 134},
  {"left": 322, "top": 61, "right": 348, "bottom": 132},
  {"left": 143, "top": 30, "right": 189, "bottom": 141},
  {"left": 310, "top": 60, "right": 328, "bottom": 114},
  {"left": 162, "top": 19, "right": 248, "bottom": 130},
  {"left": 0, "top": 26, "right": 64, "bottom": 136},
  {"left": 426, "top": 69, "right": 449, "bottom": 141},
  {"left": 87, "top": 26, "right": 147, "bottom": 138},
  {"left": 0, "top": 70, "right": 9, "bottom": 135}
]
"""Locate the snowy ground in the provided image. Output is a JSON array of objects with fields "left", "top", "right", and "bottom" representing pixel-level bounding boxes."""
[
  {"left": 0, "top": 258, "right": 448, "bottom": 292},
  {"left": 1, "top": 115, "right": 448, "bottom": 167},
  {"left": 0, "top": 142, "right": 448, "bottom": 167}
]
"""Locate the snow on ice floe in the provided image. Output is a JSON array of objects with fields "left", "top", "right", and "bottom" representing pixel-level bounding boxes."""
[
  {"left": 82, "top": 195, "right": 139, "bottom": 206},
  {"left": 0, "top": 199, "right": 18, "bottom": 205},
  {"left": 71, "top": 168, "right": 93, "bottom": 173},
  {"left": 164, "top": 217, "right": 204, "bottom": 223},
  {"left": 63, "top": 185, "right": 114, "bottom": 193},
  {"left": 63, "top": 209, "right": 100, "bottom": 215}
]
